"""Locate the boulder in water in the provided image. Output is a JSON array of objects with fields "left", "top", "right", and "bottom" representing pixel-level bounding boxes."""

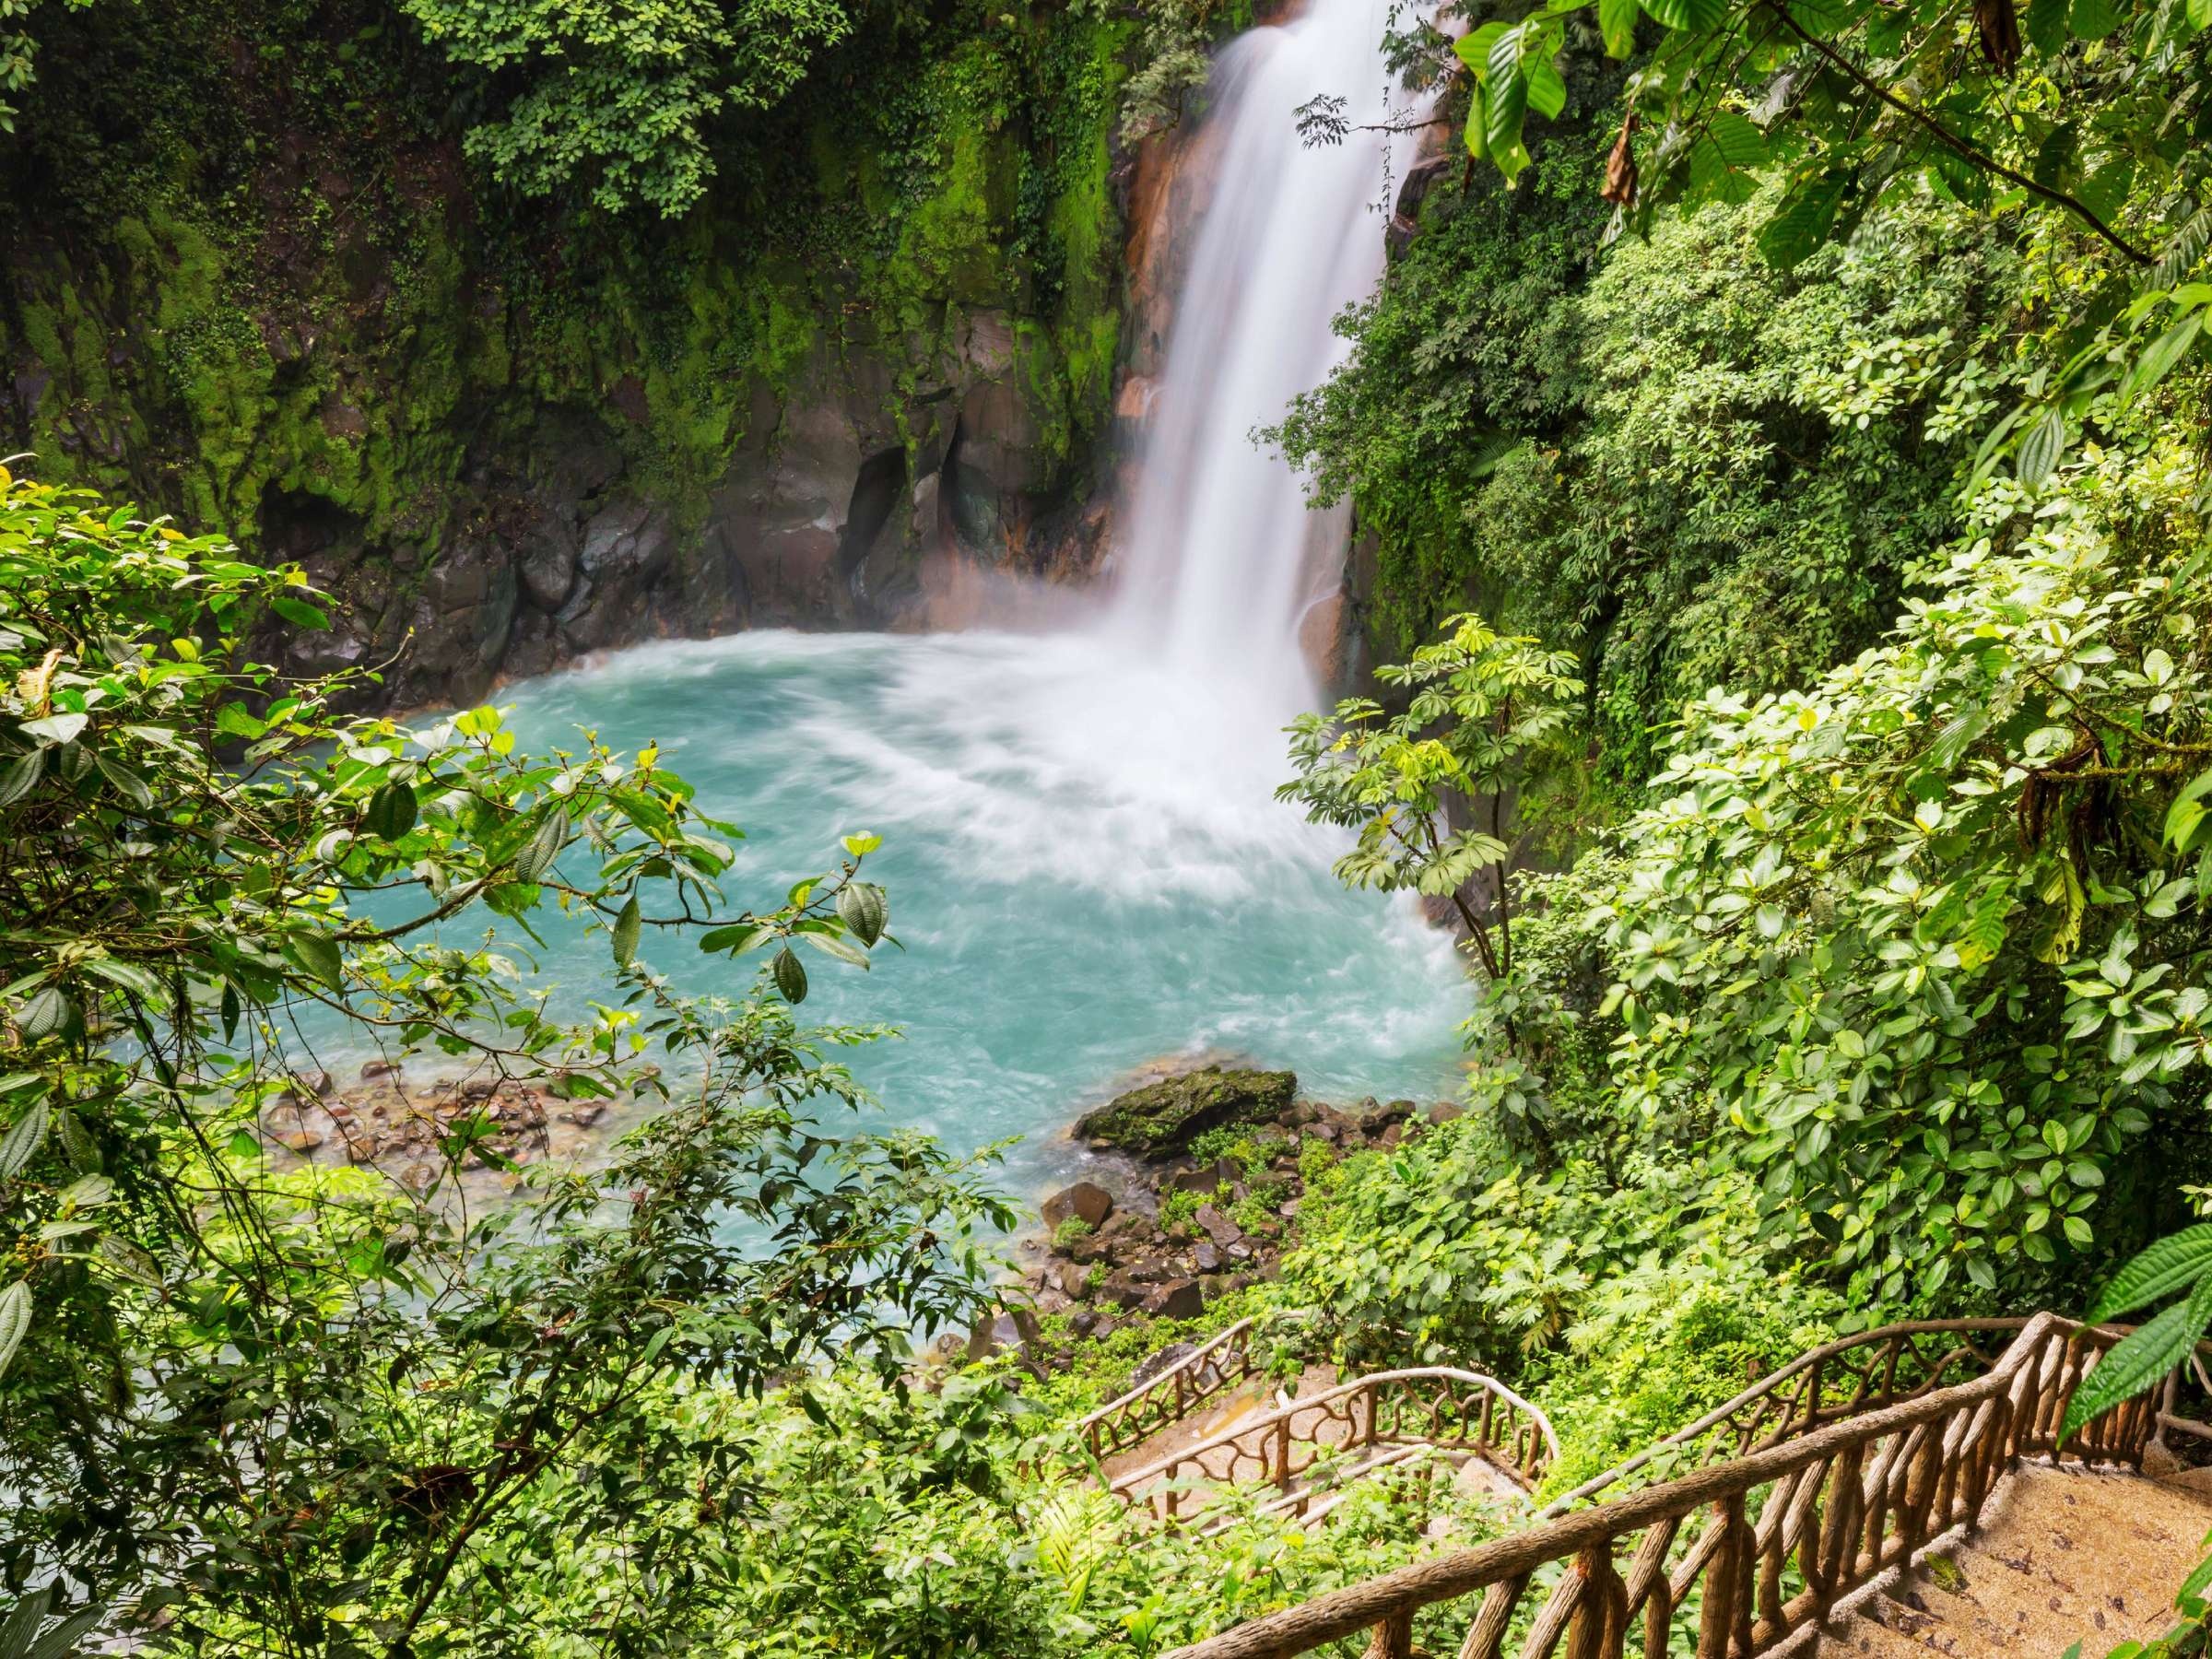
[{"left": 1075, "top": 1065, "right": 1296, "bottom": 1157}]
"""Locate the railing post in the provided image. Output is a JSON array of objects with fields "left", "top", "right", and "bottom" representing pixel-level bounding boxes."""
[
  {"left": 1696, "top": 1495, "right": 1744, "bottom": 1659},
  {"left": 1566, "top": 1542, "right": 1628, "bottom": 1659},
  {"left": 1276, "top": 1415, "right": 1291, "bottom": 1491},
  {"left": 1364, "top": 1611, "right": 1413, "bottom": 1659}
]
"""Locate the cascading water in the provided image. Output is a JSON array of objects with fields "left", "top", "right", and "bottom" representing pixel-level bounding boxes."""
[
  {"left": 1112, "top": 0, "right": 1417, "bottom": 721},
  {"left": 319, "top": 0, "right": 1464, "bottom": 1194}
]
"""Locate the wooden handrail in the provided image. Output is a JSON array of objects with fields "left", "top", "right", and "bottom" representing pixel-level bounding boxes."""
[
  {"left": 1165, "top": 1312, "right": 2159, "bottom": 1659},
  {"left": 1538, "top": 1318, "right": 2032, "bottom": 1517},
  {"left": 1111, "top": 1367, "right": 1559, "bottom": 1523},
  {"left": 1079, "top": 1316, "right": 1261, "bottom": 1461}
]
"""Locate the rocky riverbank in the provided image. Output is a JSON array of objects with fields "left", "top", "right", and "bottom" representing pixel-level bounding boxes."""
[
  {"left": 260, "top": 1062, "right": 619, "bottom": 1195},
  {"left": 992, "top": 1064, "right": 1454, "bottom": 1370}
]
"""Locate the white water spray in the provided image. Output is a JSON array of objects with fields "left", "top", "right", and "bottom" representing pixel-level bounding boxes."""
[{"left": 1111, "top": 0, "right": 1417, "bottom": 720}]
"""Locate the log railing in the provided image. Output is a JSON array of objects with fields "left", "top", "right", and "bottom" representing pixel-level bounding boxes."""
[
  {"left": 1162, "top": 1313, "right": 2155, "bottom": 1659},
  {"left": 1110, "top": 1368, "right": 1559, "bottom": 1526},
  {"left": 1539, "top": 1318, "right": 2032, "bottom": 1517},
  {"left": 1080, "top": 1316, "right": 1263, "bottom": 1463}
]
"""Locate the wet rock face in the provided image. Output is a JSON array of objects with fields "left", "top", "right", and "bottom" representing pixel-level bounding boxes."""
[{"left": 1074, "top": 1065, "right": 1299, "bottom": 1157}]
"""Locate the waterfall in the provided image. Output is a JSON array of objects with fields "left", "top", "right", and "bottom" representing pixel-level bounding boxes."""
[{"left": 1110, "top": 0, "right": 1416, "bottom": 720}]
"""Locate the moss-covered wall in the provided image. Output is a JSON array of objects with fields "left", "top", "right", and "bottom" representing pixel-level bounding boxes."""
[{"left": 0, "top": 0, "right": 1136, "bottom": 706}]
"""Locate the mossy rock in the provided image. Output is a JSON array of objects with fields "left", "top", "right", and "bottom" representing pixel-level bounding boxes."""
[{"left": 1075, "top": 1066, "right": 1296, "bottom": 1158}]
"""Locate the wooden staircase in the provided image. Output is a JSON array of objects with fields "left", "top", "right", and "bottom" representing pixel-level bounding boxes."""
[
  {"left": 1077, "top": 1324, "right": 1558, "bottom": 1529},
  {"left": 1143, "top": 1313, "right": 2212, "bottom": 1659}
]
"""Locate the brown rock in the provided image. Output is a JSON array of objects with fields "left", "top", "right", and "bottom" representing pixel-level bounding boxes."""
[
  {"left": 1193, "top": 1241, "right": 1221, "bottom": 1273},
  {"left": 1142, "top": 1279, "right": 1206, "bottom": 1320},
  {"left": 359, "top": 1059, "right": 402, "bottom": 1082},
  {"left": 1164, "top": 1158, "right": 1238, "bottom": 1195},
  {"left": 1041, "top": 1180, "right": 1113, "bottom": 1232},
  {"left": 1194, "top": 1205, "right": 1242, "bottom": 1248}
]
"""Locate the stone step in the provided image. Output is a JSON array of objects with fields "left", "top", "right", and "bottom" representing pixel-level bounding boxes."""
[{"left": 1811, "top": 1462, "right": 2212, "bottom": 1657}]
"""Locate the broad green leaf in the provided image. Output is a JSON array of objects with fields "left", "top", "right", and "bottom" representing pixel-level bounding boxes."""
[
  {"left": 2062, "top": 1293, "right": 2204, "bottom": 1438},
  {"left": 2017, "top": 405, "right": 2067, "bottom": 482},
  {"left": 19, "top": 713, "right": 86, "bottom": 747},
  {"left": 612, "top": 894, "right": 641, "bottom": 967},
  {"left": 2087, "top": 1222, "right": 2212, "bottom": 1320},
  {"left": 268, "top": 594, "right": 329, "bottom": 630},
  {"left": 1641, "top": 0, "right": 1729, "bottom": 27},
  {"left": 0, "top": 749, "right": 43, "bottom": 807},
  {"left": 18, "top": 986, "right": 71, "bottom": 1042},
  {"left": 1485, "top": 29, "right": 1533, "bottom": 179},
  {"left": 1599, "top": 0, "right": 1639, "bottom": 54},
  {"left": 92, "top": 752, "right": 153, "bottom": 811},
  {"left": 837, "top": 882, "right": 888, "bottom": 947},
  {"left": 363, "top": 781, "right": 419, "bottom": 841},
  {"left": 1758, "top": 171, "right": 1849, "bottom": 268},
  {"left": 512, "top": 807, "right": 570, "bottom": 882},
  {"left": 2120, "top": 312, "right": 2205, "bottom": 408},
  {"left": 1525, "top": 55, "right": 1568, "bottom": 120},
  {"left": 282, "top": 931, "right": 345, "bottom": 992},
  {"left": 0, "top": 1281, "right": 29, "bottom": 1381},
  {"left": 771, "top": 947, "right": 808, "bottom": 1005},
  {"left": 2069, "top": 0, "right": 2124, "bottom": 36},
  {"left": 0, "top": 1101, "right": 49, "bottom": 1180},
  {"left": 2025, "top": 0, "right": 2070, "bottom": 49}
]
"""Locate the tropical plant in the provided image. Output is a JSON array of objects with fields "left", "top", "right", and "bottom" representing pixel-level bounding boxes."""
[
  {"left": 1279, "top": 611, "right": 1583, "bottom": 985},
  {"left": 0, "top": 468, "right": 1010, "bottom": 1652}
]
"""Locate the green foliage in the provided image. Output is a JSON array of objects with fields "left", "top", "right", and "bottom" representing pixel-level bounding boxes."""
[
  {"left": 399, "top": 0, "right": 852, "bottom": 217},
  {"left": 1280, "top": 612, "right": 1583, "bottom": 982},
  {"left": 1275, "top": 182, "right": 2023, "bottom": 789},
  {"left": 0, "top": 471, "right": 1013, "bottom": 1650},
  {"left": 1476, "top": 373, "right": 2212, "bottom": 1314},
  {"left": 1431, "top": 0, "right": 2212, "bottom": 481}
]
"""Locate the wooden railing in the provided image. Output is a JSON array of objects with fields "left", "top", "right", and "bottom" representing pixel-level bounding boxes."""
[
  {"left": 1111, "top": 1368, "right": 1559, "bottom": 1526},
  {"left": 1163, "top": 1313, "right": 2155, "bottom": 1659},
  {"left": 1539, "top": 1318, "right": 2032, "bottom": 1516},
  {"left": 1080, "top": 1317, "right": 1263, "bottom": 1463}
]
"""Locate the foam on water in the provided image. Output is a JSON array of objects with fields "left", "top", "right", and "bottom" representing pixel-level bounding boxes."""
[{"left": 473, "top": 628, "right": 1467, "bottom": 1194}]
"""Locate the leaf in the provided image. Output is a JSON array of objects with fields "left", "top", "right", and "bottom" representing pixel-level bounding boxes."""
[
  {"left": 363, "top": 781, "right": 419, "bottom": 841},
  {"left": 2017, "top": 405, "right": 2066, "bottom": 483},
  {"left": 282, "top": 931, "right": 345, "bottom": 992},
  {"left": 837, "top": 882, "right": 888, "bottom": 947},
  {"left": 1524, "top": 54, "right": 1568, "bottom": 120},
  {"left": 0, "top": 749, "right": 43, "bottom": 808},
  {"left": 2068, "top": 0, "right": 2124, "bottom": 36},
  {"left": 214, "top": 702, "right": 266, "bottom": 740},
  {"left": 612, "top": 894, "right": 641, "bottom": 967},
  {"left": 1599, "top": 0, "right": 1639, "bottom": 54},
  {"left": 0, "top": 1281, "right": 29, "bottom": 1381},
  {"left": 18, "top": 986, "right": 71, "bottom": 1042},
  {"left": 55, "top": 1111, "right": 98, "bottom": 1174},
  {"left": 2025, "top": 0, "right": 2070, "bottom": 50},
  {"left": 841, "top": 831, "right": 883, "bottom": 856},
  {"left": 0, "top": 1102, "right": 49, "bottom": 1180},
  {"left": 2087, "top": 1222, "right": 2212, "bottom": 1320},
  {"left": 92, "top": 751, "right": 153, "bottom": 811},
  {"left": 268, "top": 594, "right": 330, "bottom": 630},
  {"left": 1758, "top": 171, "right": 1849, "bottom": 268},
  {"left": 2062, "top": 1292, "right": 2206, "bottom": 1438},
  {"left": 512, "top": 807, "right": 570, "bottom": 883},
  {"left": 700, "top": 923, "right": 771, "bottom": 956},
  {"left": 1641, "top": 0, "right": 1729, "bottom": 27},
  {"left": 18, "top": 712, "right": 86, "bottom": 747},
  {"left": 771, "top": 947, "right": 808, "bottom": 1005},
  {"left": 1484, "top": 29, "right": 1533, "bottom": 179},
  {"left": 2120, "top": 312, "right": 2205, "bottom": 408}
]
